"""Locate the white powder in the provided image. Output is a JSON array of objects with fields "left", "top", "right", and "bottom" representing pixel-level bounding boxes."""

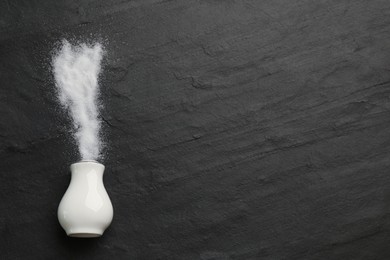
[{"left": 53, "top": 40, "right": 104, "bottom": 161}]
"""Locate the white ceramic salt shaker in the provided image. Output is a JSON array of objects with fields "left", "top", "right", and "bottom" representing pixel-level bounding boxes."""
[{"left": 58, "top": 160, "right": 113, "bottom": 237}]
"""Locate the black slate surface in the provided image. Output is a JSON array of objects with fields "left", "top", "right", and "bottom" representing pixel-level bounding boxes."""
[{"left": 1, "top": 0, "right": 390, "bottom": 259}]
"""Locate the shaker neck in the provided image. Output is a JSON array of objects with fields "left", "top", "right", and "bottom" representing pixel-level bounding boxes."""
[{"left": 70, "top": 161, "right": 105, "bottom": 177}]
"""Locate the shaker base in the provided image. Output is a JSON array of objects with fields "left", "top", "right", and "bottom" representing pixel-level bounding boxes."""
[{"left": 67, "top": 228, "right": 103, "bottom": 238}]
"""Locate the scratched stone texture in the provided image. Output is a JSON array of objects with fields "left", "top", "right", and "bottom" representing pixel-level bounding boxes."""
[{"left": 0, "top": 0, "right": 390, "bottom": 259}]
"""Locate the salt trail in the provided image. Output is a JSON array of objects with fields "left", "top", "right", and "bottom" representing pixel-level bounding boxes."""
[{"left": 53, "top": 40, "right": 104, "bottom": 161}]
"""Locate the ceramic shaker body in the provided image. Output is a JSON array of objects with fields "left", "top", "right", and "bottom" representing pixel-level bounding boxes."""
[{"left": 58, "top": 160, "right": 113, "bottom": 237}]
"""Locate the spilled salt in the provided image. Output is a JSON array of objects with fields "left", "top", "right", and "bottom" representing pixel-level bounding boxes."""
[{"left": 53, "top": 40, "right": 104, "bottom": 161}]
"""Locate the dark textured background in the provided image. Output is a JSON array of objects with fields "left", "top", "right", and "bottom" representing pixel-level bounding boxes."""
[{"left": 1, "top": 0, "right": 390, "bottom": 259}]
